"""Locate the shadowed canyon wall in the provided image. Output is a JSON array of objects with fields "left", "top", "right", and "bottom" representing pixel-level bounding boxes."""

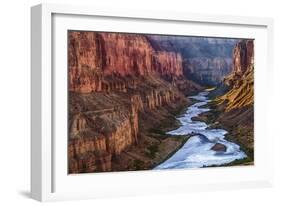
[
  {"left": 68, "top": 31, "right": 201, "bottom": 173},
  {"left": 147, "top": 36, "right": 238, "bottom": 85}
]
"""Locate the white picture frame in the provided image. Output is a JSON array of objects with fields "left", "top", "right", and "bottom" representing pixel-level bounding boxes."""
[{"left": 31, "top": 3, "right": 274, "bottom": 202}]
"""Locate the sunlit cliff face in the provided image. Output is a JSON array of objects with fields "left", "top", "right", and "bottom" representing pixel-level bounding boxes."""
[
  {"left": 220, "top": 40, "right": 254, "bottom": 111},
  {"left": 68, "top": 32, "right": 184, "bottom": 93}
]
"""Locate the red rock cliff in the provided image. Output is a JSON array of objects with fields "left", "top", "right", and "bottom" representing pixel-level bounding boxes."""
[
  {"left": 68, "top": 83, "right": 183, "bottom": 173},
  {"left": 68, "top": 103, "right": 141, "bottom": 173},
  {"left": 68, "top": 31, "right": 192, "bottom": 173},
  {"left": 232, "top": 40, "right": 254, "bottom": 75},
  {"left": 68, "top": 31, "right": 184, "bottom": 93},
  {"left": 152, "top": 51, "right": 183, "bottom": 79}
]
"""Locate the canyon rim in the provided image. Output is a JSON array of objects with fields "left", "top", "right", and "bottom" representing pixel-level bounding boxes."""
[{"left": 68, "top": 31, "right": 254, "bottom": 174}]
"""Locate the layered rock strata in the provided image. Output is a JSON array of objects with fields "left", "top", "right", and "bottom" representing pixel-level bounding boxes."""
[
  {"left": 68, "top": 32, "right": 186, "bottom": 93},
  {"left": 219, "top": 40, "right": 254, "bottom": 111},
  {"left": 68, "top": 31, "right": 197, "bottom": 173},
  {"left": 216, "top": 40, "right": 255, "bottom": 159},
  {"left": 147, "top": 35, "right": 237, "bottom": 85}
]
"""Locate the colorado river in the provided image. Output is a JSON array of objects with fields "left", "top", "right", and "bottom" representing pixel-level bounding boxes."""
[{"left": 155, "top": 90, "right": 247, "bottom": 169}]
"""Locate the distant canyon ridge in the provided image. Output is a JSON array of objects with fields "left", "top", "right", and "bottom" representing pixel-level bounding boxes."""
[
  {"left": 68, "top": 31, "right": 253, "bottom": 173},
  {"left": 147, "top": 35, "right": 238, "bottom": 85}
]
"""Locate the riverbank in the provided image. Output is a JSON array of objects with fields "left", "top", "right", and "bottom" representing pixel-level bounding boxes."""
[
  {"left": 111, "top": 99, "right": 194, "bottom": 172},
  {"left": 155, "top": 90, "right": 247, "bottom": 170},
  {"left": 194, "top": 99, "right": 254, "bottom": 166},
  {"left": 112, "top": 88, "right": 253, "bottom": 172}
]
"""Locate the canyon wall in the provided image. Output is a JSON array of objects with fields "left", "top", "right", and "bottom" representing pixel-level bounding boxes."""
[
  {"left": 68, "top": 32, "right": 185, "bottom": 93},
  {"left": 220, "top": 40, "right": 254, "bottom": 111},
  {"left": 152, "top": 51, "right": 183, "bottom": 79},
  {"left": 183, "top": 57, "right": 232, "bottom": 85},
  {"left": 147, "top": 36, "right": 237, "bottom": 85},
  {"left": 68, "top": 85, "right": 185, "bottom": 173},
  {"left": 215, "top": 40, "right": 254, "bottom": 158},
  {"left": 69, "top": 96, "right": 142, "bottom": 173},
  {"left": 68, "top": 31, "right": 195, "bottom": 173}
]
